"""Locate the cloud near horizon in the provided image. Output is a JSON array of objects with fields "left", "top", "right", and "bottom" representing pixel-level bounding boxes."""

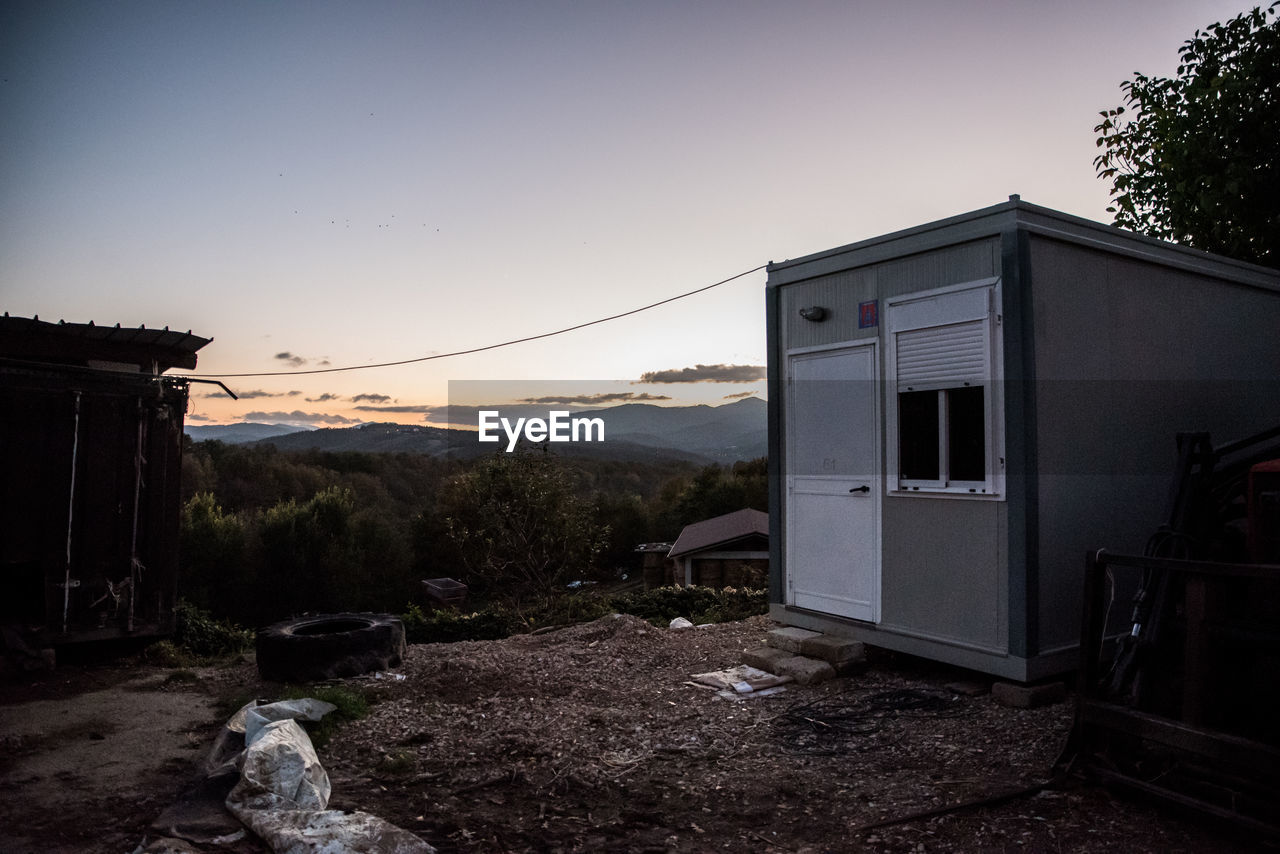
[
  {"left": 351, "top": 393, "right": 393, "bottom": 403},
  {"left": 306, "top": 393, "right": 340, "bottom": 402},
  {"left": 723, "top": 391, "right": 760, "bottom": 400},
  {"left": 518, "top": 392, "right": 671, "bottom": 405},
  {"left": 353, "top": 404, "right": 434, "bottom": 413},
  {"left": 243, "top": 410, "right": 356, "bottom": 425},
  {"left": 638, "top": 364, "right": 765, "bottom": 384}
]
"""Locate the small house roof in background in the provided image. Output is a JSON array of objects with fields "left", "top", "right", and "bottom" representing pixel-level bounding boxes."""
[
  {"left": 0, "top": 314, "right": 211, "bottom": 372},
  {"left": 669, "top": 508, "right": 769, "bottom": 559}
]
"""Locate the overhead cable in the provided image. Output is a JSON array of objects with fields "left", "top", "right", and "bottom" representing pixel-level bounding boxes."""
[{"left": 177, "top": 263, "right": 768, "bottom": 379}]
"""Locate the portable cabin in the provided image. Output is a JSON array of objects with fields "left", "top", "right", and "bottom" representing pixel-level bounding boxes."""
[
  {"left": 0, "top": 315, "right": 210, "bottom": 647},
  {"left": 765, "top": 197, "right": 1280, "bottom": 681}
]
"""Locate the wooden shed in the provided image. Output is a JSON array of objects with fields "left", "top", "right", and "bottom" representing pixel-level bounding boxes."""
[
  {"left": 0, "top": 315, "right": 210, "bottom": 647},
  {"left": 766, "top": 197, "right": 1280, "bottom": 680},
  {"left": 669, "top": 508, "right": 769, "bottom": 589}
]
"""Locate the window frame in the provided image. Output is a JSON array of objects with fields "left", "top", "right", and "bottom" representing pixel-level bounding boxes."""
[{"left": 885, "top": 278, "right": 1004, "bottom": 499}]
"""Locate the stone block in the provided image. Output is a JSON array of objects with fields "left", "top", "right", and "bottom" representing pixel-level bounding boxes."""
[
  {"left": 945, "top": 680, "right": 990, "bottom": 697},
  {"left": 774, "top": 655, "right": 836, "bottom": 686},
  {"left": 991, "top": 680, "right": 1067, "bottom": 709},
  {"left": 741, "top": 646, "right": 794, "bottom": 673},
  {"left": 767, "top": 626, "right": 823, "bottom": 653},
  {"left": 799, "top": 635, "right": 866, "bottom": 667}
]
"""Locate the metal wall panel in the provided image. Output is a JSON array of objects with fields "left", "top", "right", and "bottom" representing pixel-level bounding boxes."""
[
  {"left": 875, "top": 240, "right": 1000, "bottom": 300},
  {"left": 779, "top": 266, "right": 878, "bottom": 351},
  {"left": 880, "top": 495, "right": 1007, "bottom": 652},
  {"left": 1028, "top": 236, "right": 1280, "bottom": 653},
  {"left": 778, "top": 239, "right": 1001, "bottom": 353}
]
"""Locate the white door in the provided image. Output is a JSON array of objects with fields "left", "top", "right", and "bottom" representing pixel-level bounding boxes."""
[{"left": 785, "top": 343, "right": 879, "bottom": 622}]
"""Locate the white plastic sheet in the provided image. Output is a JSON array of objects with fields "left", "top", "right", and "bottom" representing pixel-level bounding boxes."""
[{"left": 218, "top": 699, "right": 435, "bottom": 854}]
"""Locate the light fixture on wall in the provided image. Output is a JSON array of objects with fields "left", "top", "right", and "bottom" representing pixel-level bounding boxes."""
[{"left": 798, "top": 306, "right": 827, "bottom": 322}]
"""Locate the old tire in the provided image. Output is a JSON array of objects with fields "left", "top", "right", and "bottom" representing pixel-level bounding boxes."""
[{"left": 255, "top": 613, "right": 406, "bottom": 682}]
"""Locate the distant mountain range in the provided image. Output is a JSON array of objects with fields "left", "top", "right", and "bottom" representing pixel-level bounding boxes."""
[
  {"left": 184, "top": 397, "right": 766, "bottom": 463},
  {"left": 186, "top": 422, "right": 305, "bottom": 444}
]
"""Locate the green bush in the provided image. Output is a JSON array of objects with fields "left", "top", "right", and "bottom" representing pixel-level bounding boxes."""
[
  {"left": 608, "top": 585, "right": 768, "bottom": 625},
  {"left": 513, "top": 590, "right": 615, "bottom": 631},
  {"left": 684, "top": 586, "right": 770, "bottom": 624},
  {"left": 439, "top": 451, "right": 608, "bottom": 597},
  {"left": 180, "top": 492, "right": 249, "bottom": 618},
  {"left": 400, "top": 603, "right": 518, "bottom": 644},
  {"left": 172, "top": 600, "right": 254, "bottom": 659},
  {"left": 144, "top": 639, "right": 191, "bottom": 668}
]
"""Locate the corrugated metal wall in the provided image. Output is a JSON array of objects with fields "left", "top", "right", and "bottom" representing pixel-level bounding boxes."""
[{"left": 0, "top": 366, "right": 187, "bottom": 643}]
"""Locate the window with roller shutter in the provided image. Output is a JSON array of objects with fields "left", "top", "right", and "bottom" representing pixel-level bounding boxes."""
[{"left": 886, "top": 279, "right": 1004, "bottom": 497}]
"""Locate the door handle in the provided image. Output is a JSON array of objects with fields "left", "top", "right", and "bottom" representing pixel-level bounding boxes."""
[{"left": 849, "top": 485, "right": 870, "bottom": 493}]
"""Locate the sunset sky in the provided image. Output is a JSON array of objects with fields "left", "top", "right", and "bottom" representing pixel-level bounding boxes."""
[{"left": 1, "top": 0, "right": 1250, "bottom": 428}]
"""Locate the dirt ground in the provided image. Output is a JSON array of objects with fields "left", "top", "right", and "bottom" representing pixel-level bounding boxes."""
[{"left": 0, "top": 614, "right": 1269, "bottom": 853}]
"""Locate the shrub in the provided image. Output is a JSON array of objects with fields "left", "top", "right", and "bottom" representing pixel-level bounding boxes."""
[
  {"left": 439, "top": 451, "right": 608, "bottom": 597},
  {"left": 180, "top": 492, "right": 249, "bottom": 617},
  {"left": 398, "top": 586, "right": 768, "bottom": 644},
  {"left": 686, "top": 587, "right": 770, "bottom": 624},
  {"left": 514, "top": 591, "right": 615, "bottom": 631},
  {"left": 144, "top": 639, "right": 190, "bottom": 668},
  {"left": 172, "top": 600, "right": 253, "bottom": 659},
  {"left": 609, "top": 585, "right": 768, "bottom": 625},
  {"left": 400, "top": 603, "right": 517, "bottom": 644}
]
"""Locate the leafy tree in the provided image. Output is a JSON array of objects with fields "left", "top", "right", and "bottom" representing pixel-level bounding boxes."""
[
  {"left": 179, "top": 492, "right": 248, "bottom": 617},
  {"left": 257, "top": 486, "right": 359, "bottom": 616},
  {"left": 438, "top": 450, "right": 607, "bottom": 598},
  {"left": 653, "top": 457, "right": 768, "bottom": 539},
  {"left": 1094, "top": 2, "right": 1280, "bottom": 267},
  {"left": 594, "top": 491, "right": 653, "bottom": 573}
]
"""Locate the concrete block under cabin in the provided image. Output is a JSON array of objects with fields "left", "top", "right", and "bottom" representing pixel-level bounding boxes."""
[
  {"left": 774, "top": 655, "right": 836, "bottom": 686},
  {"left": 991, "top": 680, "right": 1067, "bottom": 709},
  {"left": 741, "top": 645, "right": 796, "bottom": 673},
  {"left": 768, "top": 626, "right": 823, "bottom": 653},
  {"left": 799, "top": 634, "right": 866, "bottom": 668},
  {"left": 766, "top": 196, "right": 1280, "bottom": 683}
]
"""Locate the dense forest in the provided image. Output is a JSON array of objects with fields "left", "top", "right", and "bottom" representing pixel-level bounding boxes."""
[{"left": 179, "top": 439, "right": 767, "bottom": 628}]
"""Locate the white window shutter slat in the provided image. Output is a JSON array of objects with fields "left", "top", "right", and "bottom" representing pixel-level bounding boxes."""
[{"left": 896, "top": 320, "right": 987, "bottom": 386}]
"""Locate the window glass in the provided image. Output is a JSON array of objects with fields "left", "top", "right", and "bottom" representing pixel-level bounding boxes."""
[
  {"left": 898, "top": 390, "right": 939, "bottom": 481},
  {"left": 947, "top": 385, "right": 986, "bottom": 482}
]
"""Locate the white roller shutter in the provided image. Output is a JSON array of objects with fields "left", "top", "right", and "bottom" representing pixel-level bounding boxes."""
[{"left": 896, "top": 319, "right": 987, "bottom": 388}]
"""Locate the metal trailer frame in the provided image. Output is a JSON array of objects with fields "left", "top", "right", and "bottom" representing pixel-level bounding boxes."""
[{"left": 1068, "top": 549, "right": 1280, "bottom": 838}]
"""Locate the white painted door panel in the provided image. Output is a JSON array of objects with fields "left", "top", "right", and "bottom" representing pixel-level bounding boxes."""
[{"left": 785, "top": 345, "right": 879, "bottom": 622}]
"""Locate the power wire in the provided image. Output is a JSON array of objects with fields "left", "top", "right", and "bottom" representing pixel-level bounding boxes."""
[{"left": 176, "top": 263, "right": 768, "bottom": 379}]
